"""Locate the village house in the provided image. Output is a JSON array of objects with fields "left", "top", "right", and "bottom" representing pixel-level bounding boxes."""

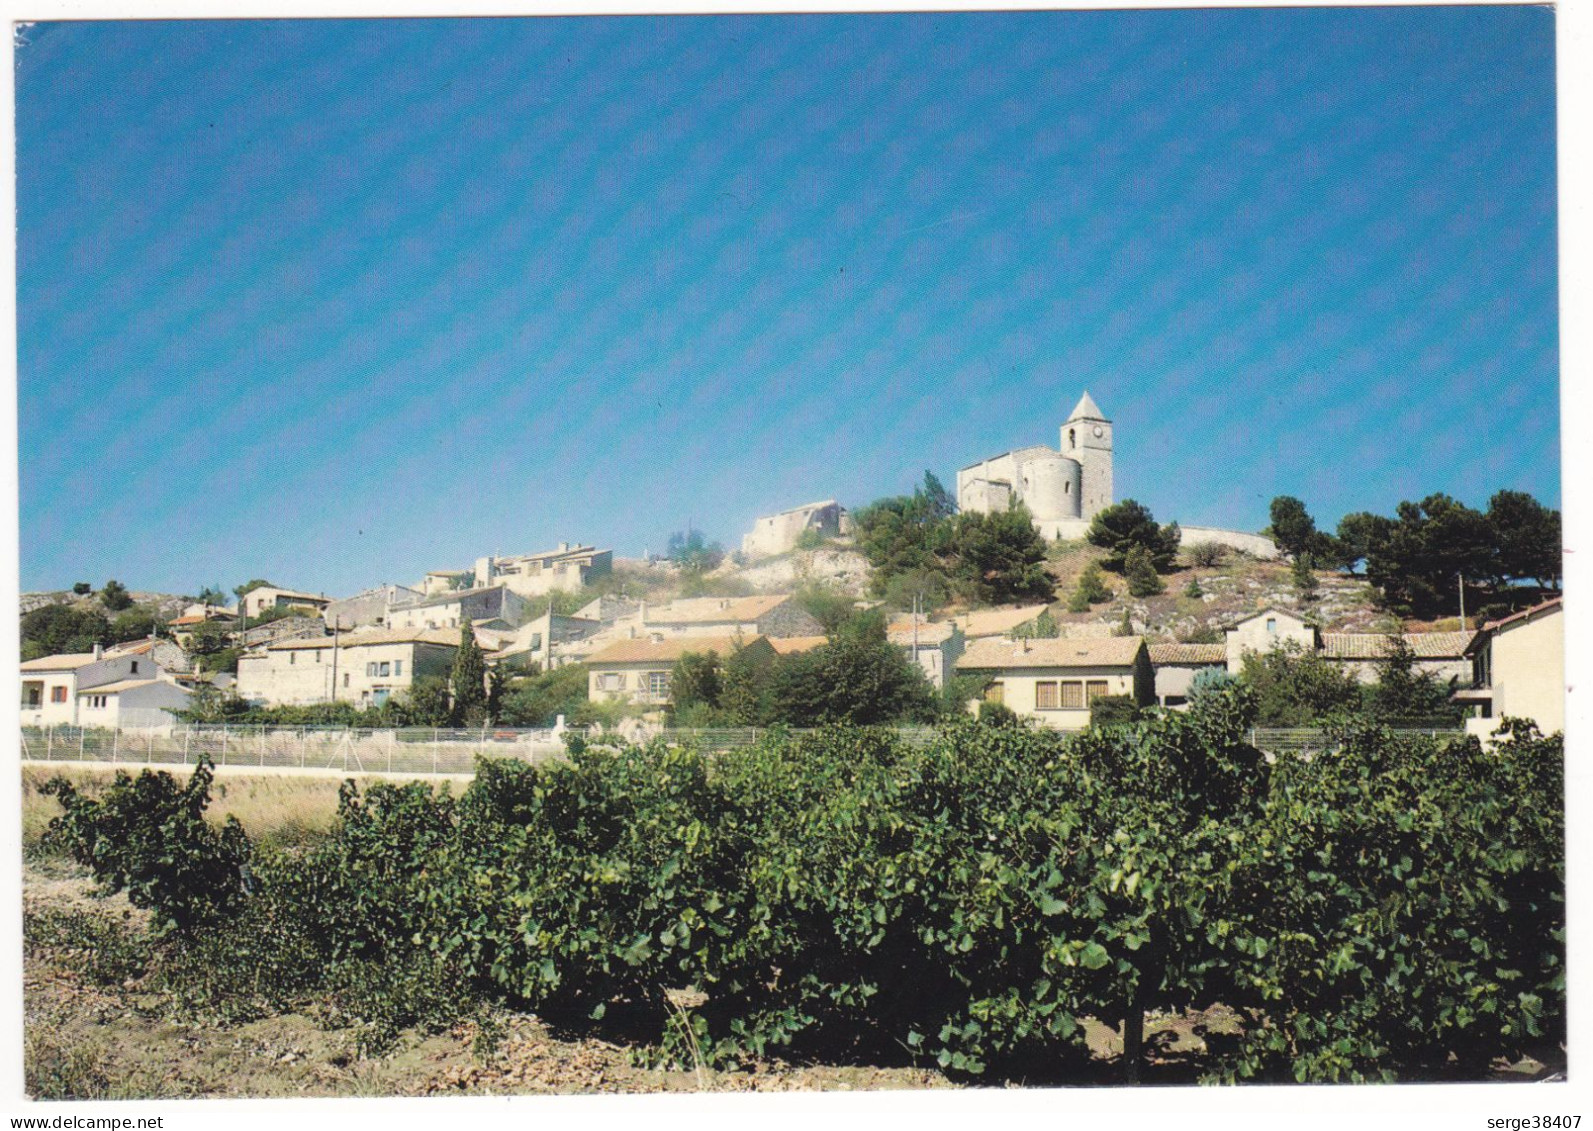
[
  {"left": 241, "top": 616, "right": 328, "bottom": 649},
  {"left": 944, "top": 604, "right": 1056, "bottom": 641},
  {"left": 236, "top": 627, "right": 459, "bottom": 709},
  {"left": 238, "top": 586, "right": 331, "bottom": 619},
  {"left": 585, "top": 635, "right": 773, "bottom": 707},
  {"left": 166, "top": 607, "right": 237, "bottom": 646},
  {"left": 386, "top": 585, "right": 529, "bottom": 632},
  {"left": 21, "top": 644, "right": 188, "bottom": 728},
  {"left": 741, "top": 500, "right": 852, "bottom": 559},
  {"left": 322, "top": 583, "right": 425, "bottom": 630},
  {"left": 106, "top": 636, "right": 193, "bottom": 676},
  {"left": 955, "top": 636, "right": 1154, "bottom": 729},
  {"left": 482, "top": 607, "right": 605, "bottom": 672},
  {"left": 633, "top": 595, "right": 824, "bottom": 640},
  {"left": 1221, "top": 607, "right": 1473, "bottom": 685},
  {"left": 421, "top": 569, "right": 472, "bottom": 596},
  {"left": 1459, "top": 597, "right": 1564, "bottom": 739},
  {"left": 1147, "top": 642, "right": 1230, "bottom": 708},
  {"left": 886, "top": 617, "right": 965, "bottom": 690},
  {"left": 477, "top": 544, "right": 613, "bottom": 598},
  {"left": 75, "top": 677, "right": 194, "bottom": 730}
]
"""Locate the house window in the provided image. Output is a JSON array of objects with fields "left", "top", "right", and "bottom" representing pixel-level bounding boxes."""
[
  {"left": 1266, "top": 618, "right": 1277, "bottom": 634},
  {"left": 598, "top": 672, "right": 624, "bottom": 692},
  {"left": 315, "top": 651, "right": 322, "bottom": 663},
  {"left": 1036, "top": 681, "right": 1060, "bottom": 710},
  {"left": 394, "top": 660, "right": 403, "bottom": 677},
  {"left": 343, "top": 673, "right": 350, "bottom": 687},
  {"left": 1086, "top": 680, "right": 1109, "bottom": 702},
  {"left": 984, "top": 682, "right": 1004, "bottom": 705},
  {"left": 290, "top": 653, "right": 296, "bottom": 665},
  {"left": 379, "top": 662, "right": 391, "bottom": 677},
  {"left": 50, "top": 686, "right": 68, "bottom": 704},
  {"left": 88, "top": 695, "right": 108, "bottom": 709},
  {"left": 647, "top": 671, "right": 670, "bottom": 697},
  {"left": 366, "top": 662, "right": 378, "bottom": 677},
  {"left": 1060, "top": 682, "right": 1084, "bottom": 709},
  {"left": 130, "top": 661, "right": 140, "bottom": 674}
]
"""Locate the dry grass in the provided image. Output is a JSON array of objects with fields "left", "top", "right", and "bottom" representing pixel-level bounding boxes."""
[{"left": 19, "top": 766, "right": 401, "bottom": 853}]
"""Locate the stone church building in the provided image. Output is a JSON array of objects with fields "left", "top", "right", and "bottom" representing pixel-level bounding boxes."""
[{"left": 957, "top": 391, "right": 1114, "bottom": 540}]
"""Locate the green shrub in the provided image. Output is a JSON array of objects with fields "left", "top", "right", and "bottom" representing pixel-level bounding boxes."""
[{"left": 40, "top": 758, "right": 250, "bottom": 935}]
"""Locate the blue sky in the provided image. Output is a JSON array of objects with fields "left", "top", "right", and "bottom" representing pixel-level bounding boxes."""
[{"left": 16, "top": 8, "right": 1559, "bottom": 597}]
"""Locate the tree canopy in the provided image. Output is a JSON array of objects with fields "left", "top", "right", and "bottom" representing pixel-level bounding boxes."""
[{"left": 1086, "top": 500, "right": 1180, "bottom": 572}]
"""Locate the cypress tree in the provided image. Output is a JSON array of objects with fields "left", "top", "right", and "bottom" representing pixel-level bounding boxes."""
[
  {"left": 450, "top": 625, "right": 488, "bottom": 725},
  {"left": 1125, "top": 545, "right": 1165, "bottom": 597}
]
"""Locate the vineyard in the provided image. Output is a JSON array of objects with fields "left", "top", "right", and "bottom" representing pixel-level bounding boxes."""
[{"left": 28, "top": 685, "right": 1564, "bottom": 1091}]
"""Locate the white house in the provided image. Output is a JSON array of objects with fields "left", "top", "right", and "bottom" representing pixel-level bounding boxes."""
[
  {"left": 954, "top": 636, "right": 1154, "bottom": 729},
  {"left": 21, "top": 645, "right": 186, "bottom": 728},
  {"left": 1460, "top": 597, "right": 1564, "bottom": 739}
]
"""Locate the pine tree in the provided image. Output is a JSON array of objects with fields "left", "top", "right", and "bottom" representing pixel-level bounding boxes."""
[
  {"left": 1115, "top": 607, "right": 1134, "bottom": 637},
  {"left": 1184, "top": 576, "right": 1204, "bottom": 598},
  {"left": 1292, "top": 552, "right": 1319, "bottom": 603},
  {"left": 1125, "top": 545, "right": 1165, "bottom": 597},
  {"left": 1069, "top": 560, "right": 1111, "bottom": 612},
  {"left": 450, "top": 625, "right": 488, "bottom": 726}
]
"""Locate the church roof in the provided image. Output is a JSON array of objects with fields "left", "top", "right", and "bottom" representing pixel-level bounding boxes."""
[{"left": 1068, "top": 390, "right": 1107, "bottom": 422}]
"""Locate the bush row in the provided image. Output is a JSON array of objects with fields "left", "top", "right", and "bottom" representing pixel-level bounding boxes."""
[{"left": 40, "top": 689, "right": 1563, "bottom": 1082}]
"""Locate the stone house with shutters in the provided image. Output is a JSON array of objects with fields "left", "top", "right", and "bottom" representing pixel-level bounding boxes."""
[
  {"left": 585, "top": 635, "right": 775, "bottom": 707},
  {"left": 236, "top": 627, "right": 458, "bottom": 709},
  {"left": 386, "top": 585, "right": 530, "bottom": 632},
  {"left": 635, "top": 595, "right": 824, "bottom": 640},
  {"left": 954, "top": 636, "right": 1153, "bottom": 729}
]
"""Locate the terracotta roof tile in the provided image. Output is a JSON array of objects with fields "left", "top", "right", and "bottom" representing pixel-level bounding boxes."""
[
  {"left": 1320, "top": 632, "right": 1473, "bottom": 660},
  {"left": 586, "top": 635, "right": 760, "bottom": 665},
  {"left": 1148, "top": 643, "right": 1228, "bottom": 665},
  {"left": 645, "top": 596, "right": 791, "bottom": 624},
  {"left": 957, "top": 636, "right": 1145, "bottom": 671}
]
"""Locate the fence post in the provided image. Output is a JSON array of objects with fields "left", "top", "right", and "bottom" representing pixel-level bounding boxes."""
[
  {"left": 45, "top": 727, "right": 52, "bottom": 761},
  {"left": 182, "top": 728, "right": 190, "bottom": 765},
  {"left": 221, "top": 726, "right": 228, "bottom": 767},
  {"left": 78, "top": 728, "right": 85, "bottom": 760},
  {"left": 111, "top": 727, "right": 119, "bottom": 765},
  {"left": 432, "top": 740, "right": 437, "bottom": 776}
]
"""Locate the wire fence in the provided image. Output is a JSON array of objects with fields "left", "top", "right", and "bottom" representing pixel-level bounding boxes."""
[
  {"left": 1248, "top": 724, "right": 1466, "bottom": 757},
  {"left": 19, "top": 721, "right": 948, "bottom": 775},
  {"left": 20, "top": 722, "right": 1466, "bottom": 776},
  {"left": 20, "top": 724, "right": 573, "bottom": 776}
]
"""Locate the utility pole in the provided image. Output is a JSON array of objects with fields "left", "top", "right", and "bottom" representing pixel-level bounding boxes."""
[
  {"left": 1458, "top": 572, "right": 1466, "bottom": 628},
  {"left": 329, "top": 616, "right": 343, "bottom": 703}
]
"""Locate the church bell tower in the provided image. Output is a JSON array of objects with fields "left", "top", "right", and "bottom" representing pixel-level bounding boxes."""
[{"left": 1062, "top": 391, "right": 1113, "bottom": 520}]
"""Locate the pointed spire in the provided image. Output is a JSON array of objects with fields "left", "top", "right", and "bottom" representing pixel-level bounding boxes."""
[{"left": 1067, "top": 390, "right": 1107, "bottom": 422}]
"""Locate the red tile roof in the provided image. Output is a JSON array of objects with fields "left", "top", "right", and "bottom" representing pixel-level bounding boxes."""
[{"left": 957, "top": 636, "right": 1146, "bottom": 671}]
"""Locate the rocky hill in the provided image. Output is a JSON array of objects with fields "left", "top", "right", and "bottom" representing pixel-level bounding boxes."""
[
  {"left": 20, "top": 590, "right": 190, "bottom": 621},
  {"left": 1045, "top": 541, "right": 1401, "bottom": 642}
]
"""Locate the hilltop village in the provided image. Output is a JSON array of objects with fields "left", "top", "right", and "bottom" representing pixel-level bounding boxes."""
[{"left": 19, "top": 394, "right": 1564, "bottom": 740}]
